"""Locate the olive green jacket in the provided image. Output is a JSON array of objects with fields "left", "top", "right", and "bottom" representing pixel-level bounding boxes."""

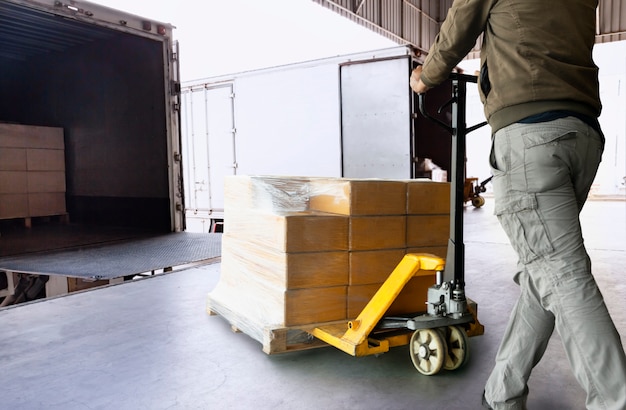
[{"left": 420, "top": 0, "right": 601, "bottom": 132}]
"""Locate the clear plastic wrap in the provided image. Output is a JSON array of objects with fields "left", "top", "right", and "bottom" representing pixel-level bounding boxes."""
[
  {"left": 208, "top": 175, "right": 451, "bottom": 347},
  {"left": 308, "top": 178, "right": 407, "bottom": 216}
]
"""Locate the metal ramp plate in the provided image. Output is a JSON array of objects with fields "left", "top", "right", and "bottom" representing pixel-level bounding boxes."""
[{"left": 0, "top": 232, "right": 222, "bottom": 280}]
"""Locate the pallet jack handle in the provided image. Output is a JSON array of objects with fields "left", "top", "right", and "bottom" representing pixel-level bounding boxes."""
[
  {"left": 416, "top": 73, "right": 488, "bottom": 290},
  {"left": 418, "top": 94, "right": 455, "bottom": 134}
]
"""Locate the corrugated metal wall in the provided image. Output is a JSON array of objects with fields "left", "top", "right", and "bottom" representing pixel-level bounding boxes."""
[
  {"left": 314, "top": 0, "right": 626, "bottom": 57},
  {"left": 311, "top": 0, "right": 449, "bottom": 57},
  {"left": 597, "top": 0, "right": 626, "bottom": 43}
]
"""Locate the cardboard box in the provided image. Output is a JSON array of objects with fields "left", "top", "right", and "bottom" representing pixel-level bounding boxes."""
[
  {"left": 285, "top": 286, "right": 347, "bottom": 326},
  {"left": 215, "top": 257, "right": 347, "bottom": 327},
  {"left": 221, "top": 234, "right": 349, "bottom": 289},
  {"left": 67, "top": 278, "right": 110, "bottom": 293},
  {"left": 0, "top": 124, "right": 64, "bottom": 149},
  {"left": 226, "top": 210, "right": 349, "bottom": 253},
  {"left": 349, "top": 215, "right": 406, "bottom": 251},
  {"left": 406, "top": 246, "right": 449, "bottom": 259},
  {"left": 349, "top": 248, "right": 406, "bottom": 285},
  {"left": 26, "top": 149, "right": 65, "bottom": 171},
  {"left": 0, "top": 194, "right": 28, "bottom": 219},
  {"left": 0, "top": 124, "right": 66, "bottom": 220},
  {"left": 349, "top": 247, "right": 449, "bottom": 285},
  {"left": 0, "top": 148, "right": 27, "bottom": 171},
  {"left": 27, "top": 171, "right": 66, "bottom": 193},
  {"left": 0, "top": 171, "right": 28, "bottom": 193},
  {"left": 28, "top": 193, "right": 66, "bottom": 216},
  {"left": 214, "top": 176, "right": 454, "bottom": 337},
  {"left": 407, "top": 180, "right": 450, "bottom": 214},
  {"left": 347, "top": 275, "right": 435, "bottom": 318},
  {"left": 406, "top": 215, "right": 450, "bottom": 247},
  {"left": 309, "top": 178, "right": 407, "bottom": 216}
]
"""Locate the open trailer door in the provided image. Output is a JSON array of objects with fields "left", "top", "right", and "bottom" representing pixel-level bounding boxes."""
[{"left": 340, "top": 55, "right": 414, "bottom": 179}]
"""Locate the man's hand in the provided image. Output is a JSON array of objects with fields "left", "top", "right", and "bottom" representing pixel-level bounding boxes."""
[{"left": 410, "top": 65, "right": 430, "bottom": 94}]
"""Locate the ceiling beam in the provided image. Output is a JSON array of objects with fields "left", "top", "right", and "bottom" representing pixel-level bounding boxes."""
[{"left": 314, "top": 0, "right": 625, "bottom": 58}]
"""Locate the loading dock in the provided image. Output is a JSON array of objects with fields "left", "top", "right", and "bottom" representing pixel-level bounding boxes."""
[{"left": 0, "top": 200, "right": 623, "bottom": 409}]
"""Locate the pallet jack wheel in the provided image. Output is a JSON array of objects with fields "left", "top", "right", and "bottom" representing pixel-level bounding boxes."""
[
  {"left": 409, "top": 328, "right": 448, "bottom": 375},
  {"left": 443, "top": 325, "right": 470, "bottom": 371},
  {"left": 471, "top": 195, "right": 485, "bottom": 208}
]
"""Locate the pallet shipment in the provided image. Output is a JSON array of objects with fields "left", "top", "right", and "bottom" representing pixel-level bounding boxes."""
[{"left": 207, "top": 175, "right": 452, "bottom": 355}]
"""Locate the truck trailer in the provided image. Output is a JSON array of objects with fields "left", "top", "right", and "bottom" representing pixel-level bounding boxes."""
[
  {"left": 0, "top": 0, "right": 222, "bottom": 304},
  {"left": 181, "top": 46, "right": 461, "bottom": 232}
]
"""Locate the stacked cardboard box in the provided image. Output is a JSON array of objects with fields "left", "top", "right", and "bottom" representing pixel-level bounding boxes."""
[
  {"left": 208, "top": 175, "right": 450, "bottom": 351},
  {"left": 309, "top": 178, "right": 449, "bottom": 318},
  {"left": 211, "top": 176, "right": 350, "bottom": 331},
  {"left": 406, "top": 180, "right": 450, "bottom": 251},
  {"left": 0, "top": 124, "right": 66, "bottom": 223}
]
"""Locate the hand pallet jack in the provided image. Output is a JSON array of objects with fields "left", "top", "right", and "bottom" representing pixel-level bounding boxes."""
[
  {"left": 308, "top": 73, "right": 486, "bottom": 375},
  {"left": 465, "top": 175, "right": 493, "bottom": 208}
]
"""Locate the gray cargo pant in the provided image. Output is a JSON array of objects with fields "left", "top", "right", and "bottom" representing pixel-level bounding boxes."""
[{"left": 483, "top": 116, "right": 626, "bottom": 410}]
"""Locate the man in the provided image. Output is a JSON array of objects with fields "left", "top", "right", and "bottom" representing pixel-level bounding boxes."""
[{"left": 409, "top": 1, "right": 626, "bottom": 409}]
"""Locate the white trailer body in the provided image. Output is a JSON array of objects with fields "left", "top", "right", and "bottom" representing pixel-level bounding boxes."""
[{"left": 181, "top": 46, "right": 419, "bottom": 231}]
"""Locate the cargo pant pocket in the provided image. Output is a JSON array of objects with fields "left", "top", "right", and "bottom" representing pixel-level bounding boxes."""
[
  {"left": 494, "top": 193, "right": 554, "bottom": 264},
  {"left": 489, "top": 124, "right": 560, "bottom": 265}
]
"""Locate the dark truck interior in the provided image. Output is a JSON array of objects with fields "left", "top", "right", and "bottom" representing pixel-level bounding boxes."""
[
  {"left": 0, "top": 2, "right": 219, "bottom": 307},
  {"left": 0, "top": 1, "right": 172, "bottom": 238},
  {"left": 0, "top": 1, "right": 172, "bottom": 257}
]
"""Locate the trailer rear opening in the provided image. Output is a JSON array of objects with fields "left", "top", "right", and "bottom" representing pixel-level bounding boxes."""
[
  {"left": 0, "top": 0, "right": 182, "bottom": 235},
  {"left": 0, "top": 1, "right": 213, "bottom": 306}
]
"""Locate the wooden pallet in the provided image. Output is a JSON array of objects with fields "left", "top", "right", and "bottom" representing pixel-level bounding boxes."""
[
  {"left": 1, "top": 213, "right": 70, "bottom": 228},
  {"left": 207, "top": 293, "right": 483, "bottom": 355},
  {"left": 207, "top": 293, "right": 342, "bottom": 354},
  {"left": 24, "top": 213, "right": 70, "bottom": 228}
]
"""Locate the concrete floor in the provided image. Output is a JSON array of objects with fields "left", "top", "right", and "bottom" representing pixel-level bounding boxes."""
[{"left": 0, "top": 199, "right": 624, "bottom": 410}]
